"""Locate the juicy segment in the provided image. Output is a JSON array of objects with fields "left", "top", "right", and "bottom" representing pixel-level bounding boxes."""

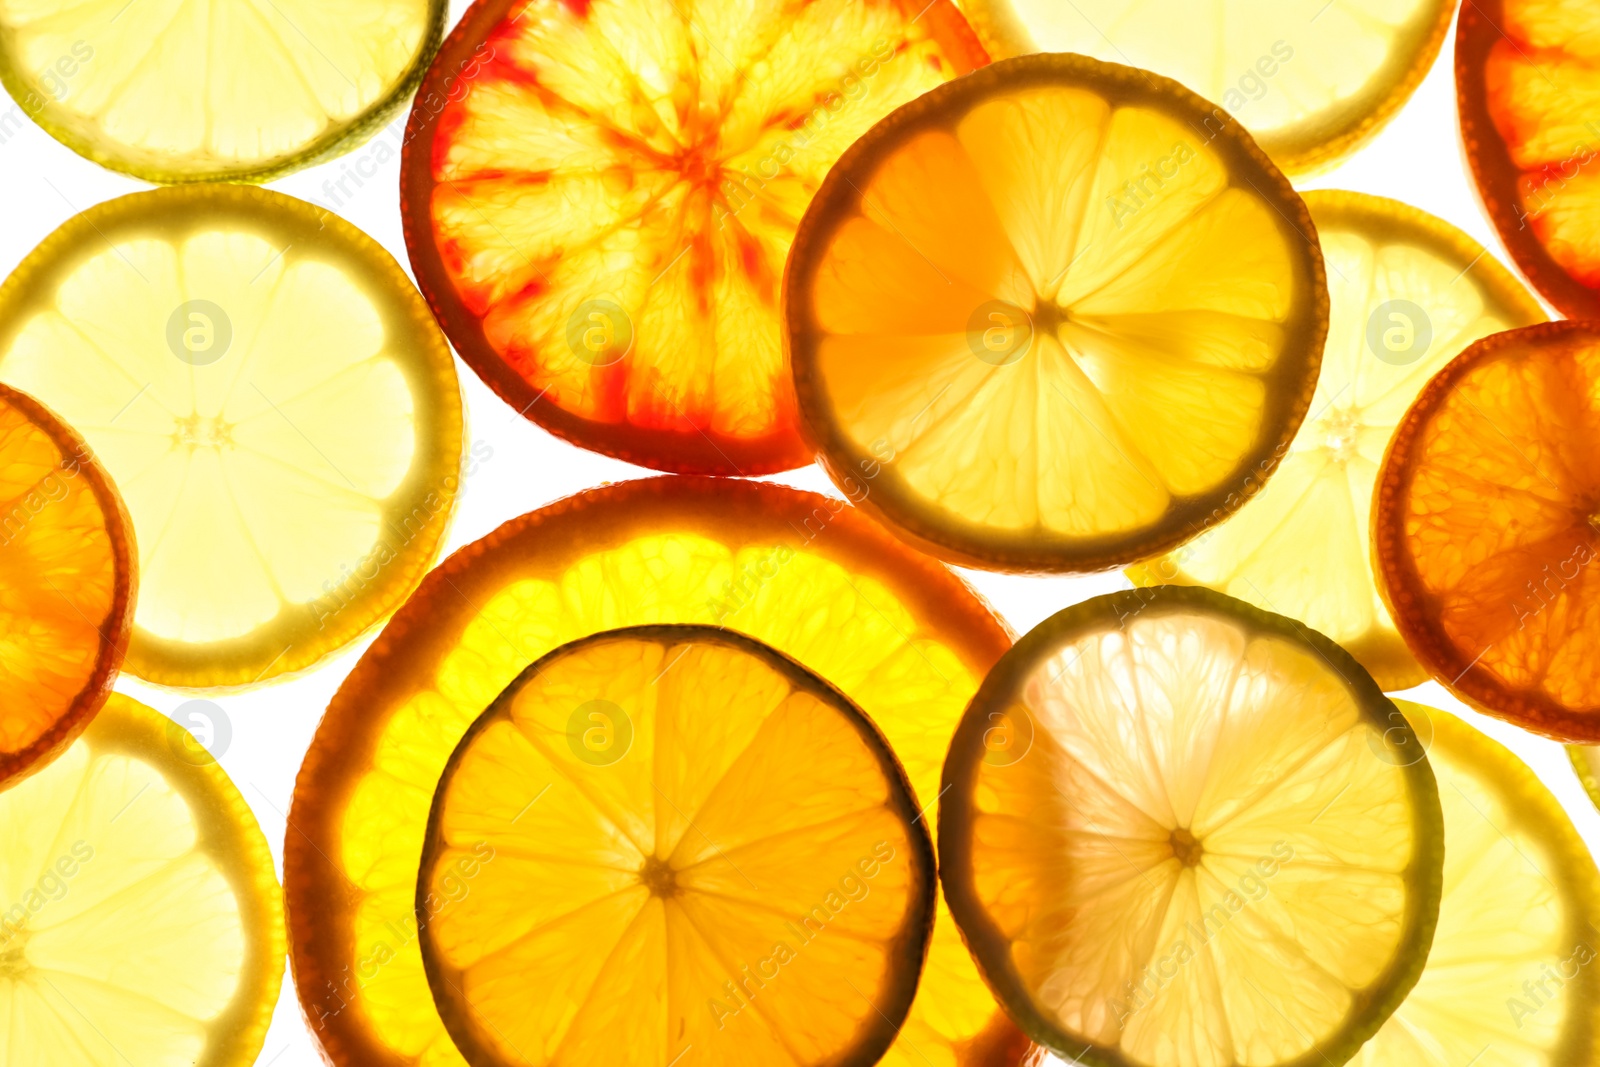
[
  {"left": 958, "top": 0, "right": 1450, "bottom": 173},
  {"left": 423, "top": 630, "right": 931, "bottom": 1067},
  {"left": 0, "top": 0, "right": 438, "bottom": 180},
  {"left": 1133, "top": 192, "right": 1546, "bottom": 690},
  {"left": 1357, "top": 704, "right": 1600, "bottom": 1067},
  {"left": 796, "top": 66, "right": 1322, "bottom": 568},
  {"left": 420, "top": 0, "right": 978, "bottom": 473},
  {"left": 0, "top": 693, "right": 284, "bottom": 1067}
]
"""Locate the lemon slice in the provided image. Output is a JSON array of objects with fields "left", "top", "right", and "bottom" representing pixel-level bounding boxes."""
[
  {"left": 0, "top": 0, "right": 444, "bottom": 182},
  {"left": 285, "top": 476, "right": 1031, "bottom": 1067},
  {"left": 419, "top": 625, "right": 935, "bottom": 1066},
  {"left": 939, "top": 585, "right": 1444, "bottom": 1067},
  {"left": 1130, "top": 191, "right": 1547, "bottom": 691},
  {"left": 958, "top": 0, "right": 1453, "bottom": 175},
  {"left": 786, "top": 53, "right": 1327, "bottom": 573},
  {"left": 0, "top": 692, "right": 284, "bottom": 1066},
  {"left": 1356, "top": 702, "right": 1600, "bottom": 1066},
  {"left": 0, "top": 185, "right": 463, "bottom": 689}
]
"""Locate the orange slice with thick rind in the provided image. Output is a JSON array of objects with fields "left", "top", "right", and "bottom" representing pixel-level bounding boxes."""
[
  {"left": 1374, "top": 320, "right": 1600, "bottom": 742},
  {"left": 418, "top": 624, "right": 936, "bottom": 1067},
  {"left": 400, "top": 0, "right": 987, "bottom": 476},
  {"left": 285, "top": 476, "right": 1033, "bottom": 1067},
  {"left": 0, "top": 382, "right": 133, "bottom": 788},
  {"left": 786, "top": 53, "right": 1327, "bottom": 573},
  {"left": 1458, "top": 0, "right": 1600, "bottom": 318}
]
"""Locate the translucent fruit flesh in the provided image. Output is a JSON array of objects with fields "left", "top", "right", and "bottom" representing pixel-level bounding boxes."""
[
  {"left": 285, "top": 476, "right": 1031, "bottom": 1067},
  {"left": 0, "top": 693, "right": 285, "bottom": 1066},
  {"left": 0, "top": 0, "right": 443, "bottom": 182},
  {"left": 0, "top": 185, "right": 463, "bottom": 689},
  {"left": 957, "top": 0, "right": 1453, "bottom": 175},
  {"left": 1373, "top": 321, "right": 1600, "bottom": 742},
  {"left": 1356, "top": 702, "right": 1600, "bottom": 1067},
  {"left": 420, "top": 626, "right": 934, "bottom": 1067},
  {"left": 939, "top": 587, "right": 1444, "bottom": 1067},
  {"left": 401, "top": 0, "right": 986, "bottom": 476},
  {"left": 1131, "top": 191, "right": 1547, "bottom": 691},
  {"left": 787, "top": 54, "right": 1326, "bottom": 573},
  {"left": 0, "top": 383, "right": 133, "bottom": 787}
]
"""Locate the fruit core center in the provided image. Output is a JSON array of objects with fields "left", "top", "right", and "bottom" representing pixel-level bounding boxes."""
[
  {"left": 0, "top": 931, "right": 29, "bottom": 978},
  {"left": 1317, "top": 409, "right": 1361, "bottom": 463},
  {"left": 173, "top": 412, "right": 237, "bottom": 451},
  {"left": 1169, "top": 828, "right": 1203, "bottom": 867},
  {"left": 639, "top": 855, "right": 679, "bottom": 898}
]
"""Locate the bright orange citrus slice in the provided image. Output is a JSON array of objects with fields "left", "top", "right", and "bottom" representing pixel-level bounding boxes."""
[
  {"left": 400, "top": 0, "right": 987, "bottom": 475},
  {"left": 418, "top": 624, "right": 935, "bottom": 1067},
  {"left": 786, "top": 53, "right": 1327, "bottom": 572},
  {"left": 939, "top": 586, "right": 1444, "bottom": 1067},
  {"left": 1374, "top": 320, "right": 1600, "bottom": 742},
  {"left": 1130, "top": 190, "right": 1547, "bottom": 690},
  {"left": 0, "top": 692, "right": 285, "bottom": 1066},
  {"left": 286, "top": 476, "right": 1032, "bottom": 1067},
  {"left": 0, "top": 382, "right": 133, "bottom": 788},
  {"left": 1458, "top": 0, "right": 1600, "bottom": 318},
  {"left": 0, "top": 185, "right": 463, "bottom": 689}
]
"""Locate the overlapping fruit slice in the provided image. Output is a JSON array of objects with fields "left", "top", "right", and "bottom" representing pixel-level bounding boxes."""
[
  {"left": 400, "top": 0, "right": 987, "bottom": 475},
  {"left": 1356, "top": 701, "right": 1600, "bottom": 1067},
  {"left": 940, "top": 586, "right": 1444, "bottom": 1067},
  {"left": 0, "top": 383, "right": 133, "bottom": 787},
  {"left": 786, "top": 54, "right": 1327, "bottom": 573},
  {"left": 0, "top": 693, "right": 285, "bottom": 1066},
  {"left": 0, "top": 186, "right": 463, "bottom": 689},
  {"left": 419, "top": 625, "right": 935, "bottom": 1067},
  {"left": 1132, "top": 191, "right": 1547, "bottom": 690},
  {"left": 1459, "top": 0, "right": 1600, "bottom": 317},
  {"left": 286, "top": 477, "right": 1033, "bottom": 1067},
  {"left": 957, "top": 0, "right": 1452, "bottom": 175},
  {"left": 0, "top": 0, "right": 443, "bottom": 182},
  {"left": 1374, "top": 321, "right": 1600, "bottom": 742}
]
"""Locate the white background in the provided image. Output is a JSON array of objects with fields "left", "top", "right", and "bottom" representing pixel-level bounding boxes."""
[{"left": 0, "top": 4, "right": 1589, "bottom": 1065}]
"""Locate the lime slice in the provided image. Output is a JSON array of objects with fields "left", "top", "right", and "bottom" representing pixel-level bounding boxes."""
[
  {"left": 0, "top": 0, "right": 444, "bottom": 182},
  {"left": 940, "top": 585, "right": 1444, "bottom": 1067}
]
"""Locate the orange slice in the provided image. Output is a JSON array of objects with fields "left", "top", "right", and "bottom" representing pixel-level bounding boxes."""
[
  {"left": 1458, "top": 0, "right": 1600, "bottom": 318},
  {"left": 785, "top": 53, "right": 1327, "bottom": 572},
  {"left": 285, "top": 477, "right": 1032, "bottom": 1067},
  {"left": 1374, "top": 320, "right": 1600, "bottom": 742},
  {"left": 418, "top": 624, "right": 935, "bottom": 1067},
  {"left": 400, "top": 0, "right": 987, "bottom": 475},
  {"left": 939, "top": 586, "right": 1444, "bottom": 1067},
  {"left": 0, "top": 382, "right": 133, "bottom": 788}
]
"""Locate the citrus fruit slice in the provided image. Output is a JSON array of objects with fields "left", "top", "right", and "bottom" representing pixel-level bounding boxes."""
[
  {"left": 1355, "top": 701, "right": 1600, "bottom": 1067},
  {"left": 0, "top": 692, "right": 285, "bottom": 1066},
  {"left": 286, "top": 476, "right": 1033, "bottom": 1067},
  {"left": 1130, "top": 191, "right": 1547, "bottom": 691},
  {"left": 785, "top": 53, "right": 1328, "bottom": 573},
  {"left": 418, "top": 624, "right": 935, "bottom": 1067},
  {"left": 0, "top": 382, "right": 134, "bottom": 788},
  {"left": 939, "top": 585, "right": 1444, "bottom": 1067},
  {"left": 1374, "top": 320, "right": 1600, "bottom": 742},
  {"left": 400, "top": 0, "right": 987, "bottom": 476},
  {"left": 957, "top": 0, "right": 1452, "bottom": 176},
  {"left": 1458, "top": 0, "right": 1600, "bottom": 318},
  {"left": 0, "top": 185, "right": 463, "bottom": 690},
  {"left": 0, "top": 0, "right": 444, "bottom": 182}
]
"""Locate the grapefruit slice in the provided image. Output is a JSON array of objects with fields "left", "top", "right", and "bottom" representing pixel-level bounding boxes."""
[
  {"left": 285, "top": 477, "right": 1032, "bottom": 1067},
  {"left": 400, "top": 0, "right": 987, "bottom": 475}
]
